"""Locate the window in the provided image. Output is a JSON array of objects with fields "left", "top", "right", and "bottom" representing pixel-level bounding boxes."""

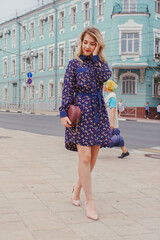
[
  {"left": 155, "top": 39, "right": 160, "bottom": 59},
  {"left": 153, "top": 75, "right": 160, "bottom": 96},
  {"left": 30, "top": 85, "right": 35, "bottom": 100},
  {"left": 3, "top": 60, "right": 8, "bottom": 77},
  {"left": 122, "top": 75, "right": 136, "bottom": 94},
  {"left": 98, "top": 0, "right": 104, "bottom": 16},
  {"left": 3, "top": 87, "right": 8, "bottom": 101},
  {"left": 123, "top": 0, "right": 137, "bottom": 12},
  {"left": 39, "top": 83, "right": 44, "bottom": 99},
  {"left": 48, "top": 47, "right": 54, "bottom": 69},
  {"left": 39, "top": 19, "right": 44, "bottom": 36},
  {"left": 49, "top": 15, "right": 54, "bottom": 33},
  {"left": 59, "top": 11, "right": 65, "bottom": 29},
  {"left": 48, "top": 82, "right": 54, "bottom": 99},
  {"left": 59, "top": 49, "right": 64, "bottom": 66},
  {"left": 11, "top": 58, "right": 16, "bottom": 76},
  {"left": 22, "top": 25, "right": 26, "bottom": 41},
  {"left": 4, "top": 33, "right": 7, "bottom": 49},
  {"left": 156, "top": 0, "right": 160, "bottom": 14},
  {"left": 39, "top": 51, "right": 44, "bottom": 71},
  {"left": 84, "top": 2, "right": 90, "bottom": 21},
  {"left": 70, "top": 46, "right": 76, "bottom": 59},
  {"left": 71, "top": 7, "right": 76, "bottom": 25},
  {"left": 21, "top": 55, "right": 27, "bottom": 73},
  {"left": 58, "top": 79, "right": 64, "bottom": 98},
  {"left": 22, "top": 85, "right": 27, "bottom": 100},
  {"left": 30, "top": 22, "right": 34, "bottom": 39},
  {"left": 121, "top": 32, "right": 139, "bottom": 54},
  {"left": 12, "top": 29, "right": 16, "bottom": 48},
  {"left": 30, "top": 56, "right": 35, "bottom": 72}
]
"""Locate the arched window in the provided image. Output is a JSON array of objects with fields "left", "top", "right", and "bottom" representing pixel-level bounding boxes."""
[
  {"left": 3, "top": 86, "right": 8, "bottom": 101},
  {"left": 22, "top": 85, "right": 27, "bottom": 100},
  {"left": 153, "top": 74, "right": 160, "bottom": 97},
  {"left": 120, "top": 72, "right": 138, "bottom": 94},
  {"left": 48, "top": 81, "right": 54, "bottom": 99},
  {"left": 30, "top": 85, "right": 35, "bottom": 100},
  {"left": 39, "top": 82, "right": 44, "bottom": 99},
  {"left": 58, "top": 79, "right": 64, "bottom": 98}
]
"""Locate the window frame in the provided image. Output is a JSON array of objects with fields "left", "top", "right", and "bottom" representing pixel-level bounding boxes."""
[
  {"left": 156, "top": 0, "right": 160, "bottom": 14},
  {"left": 22, "top": 25, "right": 27, "bottom": 42},
  {"left": 39, "top": 82, "right": 44, "bottom": 99},
  {"left": 59, "top": 11, "right": 65, "bottom": 29},
  {"left": 121, "top": 32, "right": 140, "bottom": 55},
  {"left": 49, "top": 14, "right": 54, "bottom": 34},
  {"left": 11, "top": 57, "right": 16, "bottom": 76},
  {"left": 97, "top": 0, "right": 104, "bottom": 17},
  {"left": 12, "top": 29, "right": 16, "bottom": 48},
  {"left": 120, "top": 72, "right": 138, "bottom": 95},
  {"left": 3, "top": 57, "right": 8, "bottom": 78},
  {"left": 30, "top": 22, "right": 35, "bottom": 40},
  {"left": 3, "top": 86, "right": 8, "bottom": 102},
  {"left": 84, "top": 2, "right": 90, "bottom": 21},
  {"left": 123, "top": 0, "right": 137, "bottom": 12}
]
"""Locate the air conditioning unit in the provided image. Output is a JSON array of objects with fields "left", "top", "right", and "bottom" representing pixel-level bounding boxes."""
[
  {"left": 155, "top": 53, "right": 160, "bottom": 59},
  {"left": 0, "top": 32, "right": 3, "bottom": 38},
  {"left": 23, "top": 55, "right": 29, "bottom": 59},
  {"left": 5, "top": 29, "right": 11, "bottom": 35},
  {"left": 30, "top": 52, "right": 38, "bottom": 58},
  {"left": 42, "top": 16, "right": 48, "bottom": 21}
]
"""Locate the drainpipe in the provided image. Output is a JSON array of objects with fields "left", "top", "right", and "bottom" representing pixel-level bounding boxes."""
[
  {"left": 53, "top": 0, "right": 57, "bottom": 110},
  {"left": 16, "top": 16, "right": 21, "bottom": 109}
]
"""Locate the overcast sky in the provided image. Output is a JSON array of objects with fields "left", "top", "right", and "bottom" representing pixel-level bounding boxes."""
[{"left": 0, "top": 0, "right": 52, "bottom": 23}]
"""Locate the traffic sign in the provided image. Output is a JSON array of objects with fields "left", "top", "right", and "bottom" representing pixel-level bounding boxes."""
[
  {"left": 27, "top": 72, "right": 32, "bottom": 78},
  {"left": 27, "top": 78, "right": 32, "bottom": 85}
]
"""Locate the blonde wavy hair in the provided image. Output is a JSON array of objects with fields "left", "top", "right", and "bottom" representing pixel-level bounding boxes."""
[{"left": 75, "top": 27, "right": 106, "bottom": 62}]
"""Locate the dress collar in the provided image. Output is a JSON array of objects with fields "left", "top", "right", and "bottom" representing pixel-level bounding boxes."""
[{"left": 79, "top": 54, "right": 91, "bottom": 61}]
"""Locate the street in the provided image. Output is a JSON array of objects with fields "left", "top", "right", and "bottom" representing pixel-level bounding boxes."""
[{"left": 0, "top": 112, "right": 159, "bottom": 150}]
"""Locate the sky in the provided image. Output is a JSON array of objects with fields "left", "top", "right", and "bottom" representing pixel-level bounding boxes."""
[{"left": 0, "top": 0, "right": 52, "bottom": 23}]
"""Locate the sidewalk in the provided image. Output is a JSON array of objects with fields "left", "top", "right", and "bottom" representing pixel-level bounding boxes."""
[{"left": 0, "top": 127, "right": 160, "bottom": 240}]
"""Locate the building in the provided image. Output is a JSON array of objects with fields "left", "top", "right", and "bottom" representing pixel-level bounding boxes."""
[{"left": 0, "top": 0, "right": 160, "bottom": 117}]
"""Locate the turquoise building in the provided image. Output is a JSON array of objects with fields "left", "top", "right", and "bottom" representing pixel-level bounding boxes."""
[{"left": 0, "top": 0, "right": 160, "bottom": 117}]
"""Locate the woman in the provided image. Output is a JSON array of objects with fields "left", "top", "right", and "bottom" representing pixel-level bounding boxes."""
[
  {"left": 59, "top": 27, "right": 112, "bottom": 220},
  {"left": 104, "top": 80, "right": 129, "bottom": 158}
]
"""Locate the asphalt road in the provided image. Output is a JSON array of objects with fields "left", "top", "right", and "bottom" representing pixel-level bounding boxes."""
[{"left": 0, "top": 112, "right": 159, "bottom": 150}]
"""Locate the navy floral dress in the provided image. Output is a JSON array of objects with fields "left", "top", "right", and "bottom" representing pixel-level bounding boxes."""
[{"left": 59, "top": 54, "right": 112, "bottom": 151}]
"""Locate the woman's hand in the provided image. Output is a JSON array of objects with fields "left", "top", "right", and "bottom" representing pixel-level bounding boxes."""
[
  {"left": 61, "top": 117, "right": 72, "bottom": 128},
  {"left": 93, "top": 42, "right": 100, "bottom": 56},
  {"left": 110, "top": 124, "right": 114, "bottom": 130}
]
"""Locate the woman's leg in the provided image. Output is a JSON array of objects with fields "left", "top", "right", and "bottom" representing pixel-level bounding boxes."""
[
  {"left": 76, "top": 145, "right": 99, "bottom": 220},
  {"left": 73, "top": 146, "right": 100, "bottom": 201}
]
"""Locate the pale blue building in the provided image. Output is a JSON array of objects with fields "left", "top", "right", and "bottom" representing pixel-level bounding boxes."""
[{"left": 0, "top": 0, "right": 160, "bottom": 117}]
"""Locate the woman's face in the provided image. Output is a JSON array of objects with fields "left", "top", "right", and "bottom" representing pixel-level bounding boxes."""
[{"left": 82, "top": 33, "right": 97, "bottom": 57}]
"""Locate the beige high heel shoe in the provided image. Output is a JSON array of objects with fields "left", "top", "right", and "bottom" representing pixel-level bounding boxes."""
[
  {"left": 85, "top": 201, "right": 98, "bottom": 221},
  {"left": 72, "top": 184, "right": 80, "bottom": 207}
]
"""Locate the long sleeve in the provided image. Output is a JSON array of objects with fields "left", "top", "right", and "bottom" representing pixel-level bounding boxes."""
[
  {"left": 92, "top": 55, "right": 112, "bottom": 82},
  {"left": 59, "top": 61, "right": 76, "bottom": 118}
]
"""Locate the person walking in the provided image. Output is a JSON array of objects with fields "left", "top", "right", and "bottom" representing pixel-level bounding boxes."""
[
  {"left": 103, "top": 80, "right": 130, "bottom": 158},
  {"left": 145, "top": 102, "right": 150, "bottom": 119},
  {"left": 59, "top": 27, "right": 112, "bottom": 220},
  {"left": 155, "top": 103, "right": 160, "bottom": 119},
  {"left": 118, "top": 99, "right": 124, "bottom": 117}
]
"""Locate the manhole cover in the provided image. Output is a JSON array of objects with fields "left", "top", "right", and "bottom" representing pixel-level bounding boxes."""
[{"left": 145, "top": 154, "right": 160, "bottom": 159}]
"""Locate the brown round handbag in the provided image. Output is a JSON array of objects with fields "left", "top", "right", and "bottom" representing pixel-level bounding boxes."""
[{"left": 68, "top": 105, "right": 81, "bottom": 126}]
